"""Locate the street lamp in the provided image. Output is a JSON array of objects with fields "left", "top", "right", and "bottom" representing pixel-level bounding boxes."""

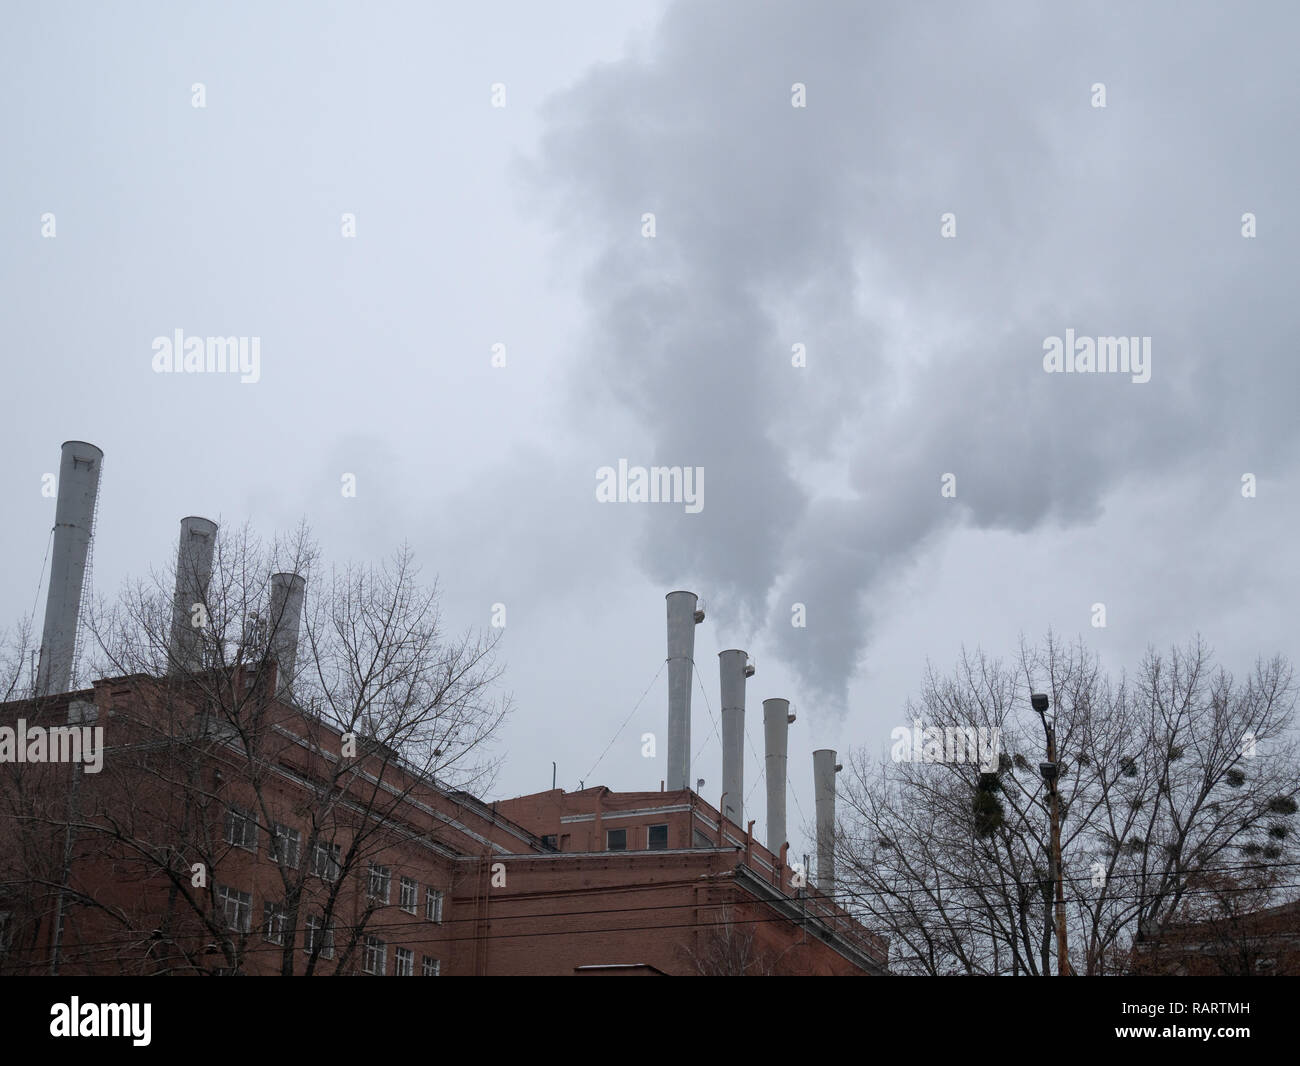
[{"left": 1031, "top": 691, "right": 1073, "bottom": 976}]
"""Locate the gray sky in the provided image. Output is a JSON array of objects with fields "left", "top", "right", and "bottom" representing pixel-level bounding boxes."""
[{"left": 4, "top": 1, "right": 1298, "bottom": 864}]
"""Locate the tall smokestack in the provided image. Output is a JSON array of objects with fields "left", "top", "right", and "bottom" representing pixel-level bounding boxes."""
[
  {"left": 763, "top": 697, "right": 795, "bottom": 854},
  {"left": 666, "top": 591, "right": 704, "bottom": 791},
  {"left": 267, "top": 572, "right": 306, "bottom": 698},
  {"left": 36, "top": 441, "right": 103, "bottom": 696},
  {"left": 168, "top": 517, "right": 218, "bottom": 674},
  {"left": 813, "top": 748, "right": 843, "bottom": 896},
  {"left": 718, "top": 649, "right": 753, "bottom": 826}
]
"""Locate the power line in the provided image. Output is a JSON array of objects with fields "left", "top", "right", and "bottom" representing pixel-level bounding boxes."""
[
  {"left": 845, "top": 854, "right": 1300, "bottom": 892},
  {"left": 9, "top": 861, "right": 1298, "bottom": 954},
  {"left": 17, "top": 875, "right": 1300, "bottom": 966},
  {"left": 13, "top": 888, "right": 885, "bottom": 960}
]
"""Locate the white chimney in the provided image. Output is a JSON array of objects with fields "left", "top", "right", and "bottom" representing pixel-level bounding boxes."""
[
  {"left": 718, "top": 649, "right": 752, "bottom": 826},
  {"left": 267, "top": 572, "right": 306, "bottom": 698},
  {"left": 763, "top": 697, "right": 795, "bottom": 854},
  {"left": 168, "top": 517, "right": 218, "bottom": 674},
  {"left": 813, "top": 748, "right": 842, "bottom": 896},
  {"left": 36, "top": 441, "right": 103, "bottom": 696},
  {"left": 665, "top": 591, "right": 703, "bottom": 791}
]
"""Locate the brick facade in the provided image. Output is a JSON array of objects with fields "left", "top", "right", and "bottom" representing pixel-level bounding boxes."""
[{"left": 0, "top": 671, "right": 886, "bottom": 975}]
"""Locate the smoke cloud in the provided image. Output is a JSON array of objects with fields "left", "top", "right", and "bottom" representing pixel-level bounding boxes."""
[{"left": 528, "top": 0, "right": 1300, "bottom": 710}]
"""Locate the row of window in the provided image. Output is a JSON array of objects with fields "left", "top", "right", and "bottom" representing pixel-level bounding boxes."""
[
  {"left": 222, "top": 809, "right": 445, "bottom": 921},
  {"left": 366, "top": 865, "right": 444, "bottom": 921},
  {"left": 224, "top": 811, "right": 342, "bottom": 882},
  {"left": 364, "top": 937, "right": 440, "bottom": 976},
  {"left": 607, "top": 823, "right": 669, "bottom": 851},
  {"left": 215, "top": 887, "right": 439, "bottom": 974},
  {"left": 224, "top": 808, "right": 316, "bottom": 870}
]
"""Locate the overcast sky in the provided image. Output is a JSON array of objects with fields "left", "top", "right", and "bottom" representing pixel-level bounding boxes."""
[{"left": 3, "top": 1, "right": 1298, "bottom": 864}]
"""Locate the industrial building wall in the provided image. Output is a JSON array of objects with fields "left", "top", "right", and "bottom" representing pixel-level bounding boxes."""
[
  {"left": 455, "top": 851, "right": 879, "bottom": 976},
  {"left": 0, "top": 675, "right": 535, "bottom": 976},
  {"left": 0, "top": 677, "right": 884, "bottom": 976}
]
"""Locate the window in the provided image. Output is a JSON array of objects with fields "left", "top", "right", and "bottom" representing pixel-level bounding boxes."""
[
  {"left": 263, "top": 902, "right": 290, "bottom": 944},
  {"left": 224, "top": 807, "right": 258, "bottom": 851},
  {"left": 363, "top": 935, "right": 387, "bottom": 975},
  {"left": 304, "top": 913, "right": 334, "bottom": 959},
  {"left": 367, "top": 864, "right": 391, "bottom": 904},
  {"left": 0, "top": 910, "right": 11, "bottom": 955},
  {"left": 693, "top": 828, "right": 713, "bottom": 848},
  {"left": 648, "top": 823, "right": 669, "bottom": 850},
  {"left": 394, "top": 946, "right": 413, "bottom": 976},
  {"left": 216, "top": 886, "right": 252, "bottom": 933},
  {"left": 607, "top": 828, "right": 627, "bottom": 851},
  {"left": 425, "top": 888, "right": 444, "bottom": 923},
  {"left": 421, "top": 956, "right": 441, "bottom": 976},
  {"left": 271, "top": 824, "right": 301, "bottom": 868},
  {"left": 399, "top": 876, "right": 418, "bottom": 914},
  {"left": 310, "top": 839, "right": 341, "bottom": 882},
  {"left": 541, "top": 834, "right": 558, "bottom": 850}
]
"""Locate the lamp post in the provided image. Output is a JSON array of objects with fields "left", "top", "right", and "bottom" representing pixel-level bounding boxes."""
[{"left": 1032, "top": 691, "right": 1072, "bottom": 975}]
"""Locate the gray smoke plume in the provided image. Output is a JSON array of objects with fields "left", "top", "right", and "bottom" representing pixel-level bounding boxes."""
[{"left": 527, "top": 0, "right": 1300, "bottom": 711}]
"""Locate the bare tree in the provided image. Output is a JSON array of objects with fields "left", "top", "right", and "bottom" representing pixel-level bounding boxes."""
[
  {"left": 836, "top": 634, "right": 1300, "bottom": 975},
  {"left": 1130, "top": 866, "right": 1295, "bottom": 975},
  {"left": 2, "top": 524, "right": 510, "bottom": 975},
  {"left": 0, "top": 620, "right": 70, "bottom": 971},
  {"left": 678, "top": 906, "right": 781, "bottom": 976}
]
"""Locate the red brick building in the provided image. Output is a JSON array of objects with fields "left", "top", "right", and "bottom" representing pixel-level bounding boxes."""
[
  {"left": 0, "top": 669, "right": 541, "bottom": 977},
  {"left": 0, "top": 670, "right": 887, "bottom": 976},
  {"left": 1129, "top": 897, "right": 1300, "bottom": 976},
  {"left": 482, "top": 786, "right": 887, "bottom": 974}
]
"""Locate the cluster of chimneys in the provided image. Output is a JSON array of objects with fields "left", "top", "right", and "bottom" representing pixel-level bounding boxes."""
[
  {"left": 31, "top": 445, "right": 834, "bottom": 890},
  {"left": 33, "top": 441, "right": 305, "bottom": 701},
  {"left": 665, "top": 590, "right": 841, "bottom": 894}
]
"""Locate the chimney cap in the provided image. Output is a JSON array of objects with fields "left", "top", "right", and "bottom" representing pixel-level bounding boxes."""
[
  {"left": 59, "top": 440, "right": 104, "bottom": 457},
  {"left": 718, "top": 648, "right": 751, "bottom": 666}
]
